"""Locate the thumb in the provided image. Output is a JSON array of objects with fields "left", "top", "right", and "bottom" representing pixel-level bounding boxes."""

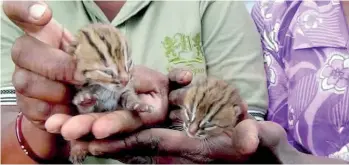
[
  {"left": 257, "top": 121, "right": 288, "bottom": 148},
  {"left": 2, "top": 1, "right": 74, "bottom": 48},
  {"left": 3, "top": 1, "right": 52, "bottom": 30}
]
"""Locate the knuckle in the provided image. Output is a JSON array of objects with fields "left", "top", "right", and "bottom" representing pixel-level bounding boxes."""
[
  {"left": 11, "top": 36, "right": 26, "bottom": 64},
  {"left": 2, "top": 1, "right": 17, "bottom": 18},
  {"left": 15, "top": 93, "right": 27, "bottom": 111},
  {"left": 49, "top": 51, "right": 75, "bottom": 81},
  {"left": 64, "top": 56, "right": 77, "bottom": 81},
  {"left": 12, "top": 68, "right": 30, "bottom": 94},
  {"left": 36, "top": 100, "right": 53, "bottom": 116},
  {"left": 158, "top": 75, "right": 169, "bottom": 86}
]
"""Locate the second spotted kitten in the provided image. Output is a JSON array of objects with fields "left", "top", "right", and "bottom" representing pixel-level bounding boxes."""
[{"left": 170, "top": 76, "right": 247, "bottom": 139}]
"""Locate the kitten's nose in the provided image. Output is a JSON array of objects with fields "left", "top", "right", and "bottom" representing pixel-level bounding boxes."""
[
  {"left": 188, "top": 124, "right": 198, "bottom": 136},
  {"left": 120, "top": 75, "right": 129, "bottom": 86}
]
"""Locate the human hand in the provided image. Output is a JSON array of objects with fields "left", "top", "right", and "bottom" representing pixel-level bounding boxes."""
[
  {"left": 79, "top": 119, "right": 262, "bottom": 163},
  {"left": 79, "top": 80, "right": 285, "bottom": 164},
  {"left": 44, "top": 67, "right": 192, "bottom": 163},
  {"left": 90, "top": 113, "right": 348, "bottom": 164},
  {"left": 3, "top": 0, "right": 77, "bottom": 161}
]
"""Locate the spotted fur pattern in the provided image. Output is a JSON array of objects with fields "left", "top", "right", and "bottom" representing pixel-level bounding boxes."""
[
  {"left": 64, "top": 23, "right": 154, "bottom": 164},
  {"left": 172, "top": 76, "right": 245, "bottom": 139}
]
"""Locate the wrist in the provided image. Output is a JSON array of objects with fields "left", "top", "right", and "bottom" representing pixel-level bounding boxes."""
[{"left": 20, "top": 113, "right": 69, "bottom": 162}]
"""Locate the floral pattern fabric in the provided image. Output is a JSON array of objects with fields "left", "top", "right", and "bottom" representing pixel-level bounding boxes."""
[{"left": 251, "top": 0, "right": 349, "bottom": 161}]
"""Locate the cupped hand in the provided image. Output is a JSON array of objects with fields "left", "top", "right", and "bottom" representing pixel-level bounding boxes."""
[
  {"left": 79, "top": 83, "right": 288, "bottom": 164},
  {"left": 80, "top": 117, "right": 290, "bottom": 164},
  {"left": 77, "top": 117, "right": 261, "bottom": 163}
]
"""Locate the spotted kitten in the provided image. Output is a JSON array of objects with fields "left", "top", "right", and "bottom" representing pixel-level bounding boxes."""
[
  {"left": 170, "top": 76, "right": 247, "bottom": 139},
  {"left": 64, "top": 23, "right": 154, "bottom": 164},
  {"left": 65, "top": 23, "right": 154, "bottom": 114}
]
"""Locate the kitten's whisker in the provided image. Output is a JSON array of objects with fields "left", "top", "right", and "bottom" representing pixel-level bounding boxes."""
[
  {"left": 198, "top": 139, "right": 212, "bottom": 156},
  {"left": 168, "top": 125, "right": 184, "bottom": 131}
]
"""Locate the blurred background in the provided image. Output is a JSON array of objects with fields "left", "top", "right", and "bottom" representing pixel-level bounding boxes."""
[{"left": 244, "top": 1, "right": 256, "bottom": 13}]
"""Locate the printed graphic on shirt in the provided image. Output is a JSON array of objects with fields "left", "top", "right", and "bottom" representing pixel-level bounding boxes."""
[{"left": 161, "top": 32, "right": 206, "bottom": 76}]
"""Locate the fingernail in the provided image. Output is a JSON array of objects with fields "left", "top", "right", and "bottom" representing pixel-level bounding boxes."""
[
  {"left": 94, "top": 132, "right": 110, "bottom": 139},
  {"left": 63, "top": 136, "right": 72, "bottom": 141},
  {"left": 29, "top": 4, "right": 47, "bottom": 20}
]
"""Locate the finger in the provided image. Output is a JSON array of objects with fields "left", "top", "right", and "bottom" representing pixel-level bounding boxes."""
[
  {"left": 168, "top": 67, "right": 193, "bottom": 88},
  {"left": 169, "top": 109, "right": 185, "bottom": 122},
  {"left": 45, "top": 113, "right": 72, "bottom": 133},
  {"left": 3, "top": 1, "right": 52, "bottom": 29},
  {"left": 132, "top": 65, "right": 167, "bottom": 94},
  {"left": 88, "top": 128, "right": 201, "bottom": 156},
  {"left": 59, "top": 113, "right": 104, "bottom": 140},
  {"left": 137, "top": 93, "right": 168, "bottom": 126},
  {"left": 168, "top": 87, "right": 189, "bottom": 105},
  {"left": 11, "top": 36, "right": 79, "bottom": 84},
  {"left": 2, "top": 1, "right": 74, "bottom": 48},
  {"left": 113, "top": 155, "right": 194, "bottom": 164},
  {"left": 92, "top": 111, "right": 143, "bottom": 139},
  {"left": 231, "top": 119, "right": 259, "bottom": 157},
  {"left": 257, "top": 121, "right": 288, "bottom": 148},
  {"left": 16, "top": 92, "right": 71, "bottom": 129},
  {"left": 13, "top": 66, "right": 73, "bottom": 103}
]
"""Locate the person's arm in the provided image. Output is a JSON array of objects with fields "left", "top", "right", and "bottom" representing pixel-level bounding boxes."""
[
  {"left": 272, "top": 129, "right": 348, "bottom": 164},
  {"left": 249, "top": 2, "right": 348, "bottom": 164},
  {"left": 0, "top": 4, "right": 69, "bottom": 164},
  {"left": 1, "top": 106, "right": 69, "bottom": 164},
  {"left": 200, "top": 1, "right": 268, "bottom": 121}
]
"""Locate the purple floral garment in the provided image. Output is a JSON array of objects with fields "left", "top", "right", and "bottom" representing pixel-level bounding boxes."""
[{"left": 251, "top": 0, "right": 349, "bottom": 161}]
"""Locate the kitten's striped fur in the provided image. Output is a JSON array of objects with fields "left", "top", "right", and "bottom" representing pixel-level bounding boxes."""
[
  {"left": 64, "top": 23, "right": 153, "bottom": 164},
  {"left": 66, "top": 23, "right": 153, "bottom": 114},
  {"left": 171, "top": 76, "right": 245, "bottom": 139}
]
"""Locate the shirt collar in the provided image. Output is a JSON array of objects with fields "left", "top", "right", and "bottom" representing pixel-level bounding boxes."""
[
  {"left": 292, "top": 1, "right": 349, "bottom": 50},
  {"left": 82, "top": 0, "right": 151, "bottom": 26}
]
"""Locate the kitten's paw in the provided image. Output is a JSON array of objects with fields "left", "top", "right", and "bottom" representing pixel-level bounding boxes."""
[
  {"left": 69, "top": 142, "right": 88, "bottom": 165},
  {"left": 69, "top": 153, "right": 87, "bottom": 165},
  {"left": 132, "top": 103, "right": 154, "bottom": 113}
]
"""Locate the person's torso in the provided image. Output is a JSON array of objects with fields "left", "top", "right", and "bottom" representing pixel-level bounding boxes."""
[
  {"left": 255, "top": 0, "right": 349, "bottom": 160},
  {"left": 0, "top": 0, "right": 210, "bottom": 88}
]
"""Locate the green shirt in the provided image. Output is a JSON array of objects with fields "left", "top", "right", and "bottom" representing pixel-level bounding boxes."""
[{"left": 1, "top": 1, "right": 268, "bottom": 163}]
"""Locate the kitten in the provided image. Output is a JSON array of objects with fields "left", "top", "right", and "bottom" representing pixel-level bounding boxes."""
[
  {"left": 63, "top": 23, "right": 154, "bottom": 164},
  {"left": 65, "top": 23, "right": 154, "bottom": 114},
  {"left": 170, "top": 76, "right": 246, "bottom": 139}
]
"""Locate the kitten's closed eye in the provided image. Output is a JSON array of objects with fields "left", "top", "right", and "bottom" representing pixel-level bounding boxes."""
[
  {"left": 102, "top": 69, "right": 115, "bottom": 77},
  {"left": 202, "top": 121, "right": 215, "bottom": 128},
  {"left": 177, "top": 76, "right": 243, "bottom": 139}
]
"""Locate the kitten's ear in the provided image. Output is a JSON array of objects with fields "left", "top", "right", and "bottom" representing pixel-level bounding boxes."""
[{"left": 62, "top": 40, "right": 79, "bottom": 55}]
